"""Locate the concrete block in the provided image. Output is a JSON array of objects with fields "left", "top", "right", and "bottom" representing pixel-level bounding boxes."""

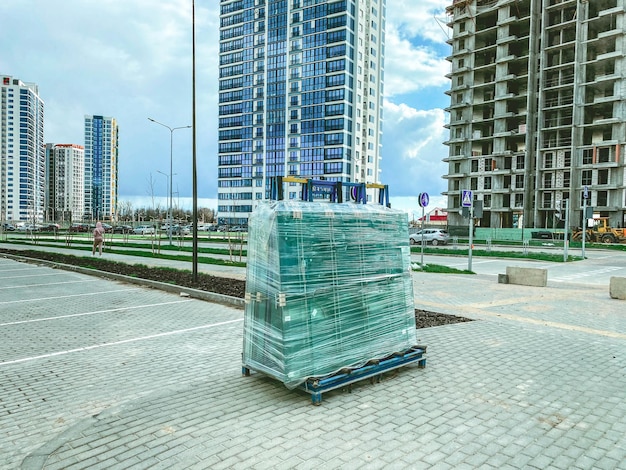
[
  {"left": 505, "top": 266, "right": 547, "bottom": 287},
  {"left": 498, "top": 274, "right": 509, "bottom": 284},
  {"left": 609, "top": 277, "right": 626, "bottom": 300}
]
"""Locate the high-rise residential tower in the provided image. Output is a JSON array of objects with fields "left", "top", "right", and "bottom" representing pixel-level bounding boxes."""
[
  {"left": 0, "top": 75, "right": 45, "bottom": 223},
  {"left": 84, "top": 115, "right": 118, "bottom": 221},
  {"left": 444, "top": 0, "right": 626, "bottom": 229},
  {"left": 45, "top": 143, "right": 85, "bottom": 222},
  {"left": 217, "top": 0, "right": 386, "bottom": 226}
]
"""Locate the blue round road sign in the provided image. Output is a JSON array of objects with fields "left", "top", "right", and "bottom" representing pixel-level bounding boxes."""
[{"left": 418, "top": 192, "right": 429, "bottom": 208}]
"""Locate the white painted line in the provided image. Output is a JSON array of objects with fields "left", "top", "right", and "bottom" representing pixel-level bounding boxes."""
[
  {"left": 0, "top": 273, "right": 68, "bottom": 280},
  {"left": 0, "top": 279, "right": 99, "bottom": 290},
  {"left": 0, "top": 288, "right": 140, "bottom": 305},
  {"left": 0, "top": 319, "right": 244, "bottom": 366},
  {"left": 0, "top": 267, "right": 52, "bottom": 273},
  {"left": 0, "top": 299, "right": 194, "bottom": 326}
]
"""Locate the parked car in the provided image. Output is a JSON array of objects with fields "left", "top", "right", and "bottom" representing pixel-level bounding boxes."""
[
  {"left": 1, "top": 223, "right": 16, "bottom": 231},
  {"left": 112, "top": 225, "right": 133, "bottom": 234},
  {"left": 133, "top": 225, "right": 156, "bottom": 235},
  {"left": 17, "top": 224, "right": 40, "bottom": 232},
  {"left": 69, "top": 223, "right": 91, "bottom": 233},
  {"left": 196, "top": 223, "right": 218, "bottom": 232},
  {"left": 409, "top": 229, "right": 450, "bottom": 246},
  {"left": 39, "top": 223, "right": 60, "bottom": 232},
  {"left": 172, "top": 224, "right": 190, "bottom": 235}
]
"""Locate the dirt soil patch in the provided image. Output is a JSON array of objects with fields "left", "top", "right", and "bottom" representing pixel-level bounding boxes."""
[{"left": 0, "top": 248, "right": 473, "bottom": 329}]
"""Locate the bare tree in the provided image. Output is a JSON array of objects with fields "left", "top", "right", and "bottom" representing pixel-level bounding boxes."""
[
  {"left": 117, "top": 200, "right": 134, "bottom": 222},
  {"left": 146, "top": 173, "right": 163, "bottom": 222},
  {"left": 198, "top": 207, "right": 216, "bottom": 223}
]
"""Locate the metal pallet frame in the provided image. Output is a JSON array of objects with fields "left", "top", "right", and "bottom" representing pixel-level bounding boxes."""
[
  {"left": 269, "top": 176, "right": 390, "bottom": 207},
  {"left": 242, "top": 345, "right": 427, "bottom": 405}
]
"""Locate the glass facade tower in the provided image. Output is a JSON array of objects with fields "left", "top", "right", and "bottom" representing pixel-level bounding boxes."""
[
  {"left": 218, "top": 0, "right": 386, "bottom": 226},
  {"left": 84, "top": 115, "right": 118, "bottom": 221},
  {"left": 0, "top": 75, "right": 45, "bottom": 223}
]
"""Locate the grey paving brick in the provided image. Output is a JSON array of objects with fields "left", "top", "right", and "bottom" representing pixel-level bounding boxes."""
[{"left": 1, "top": 255, "right": 625, "bottom": 470}]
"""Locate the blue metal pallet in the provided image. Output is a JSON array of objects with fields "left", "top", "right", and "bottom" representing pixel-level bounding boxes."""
[{"left": 242, "top": 345, "right": 427, "bottom": 405}]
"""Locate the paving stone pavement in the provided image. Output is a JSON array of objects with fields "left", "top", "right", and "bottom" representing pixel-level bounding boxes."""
[{"left": 0, "top": 252, "right": 625, "bottom": 469}]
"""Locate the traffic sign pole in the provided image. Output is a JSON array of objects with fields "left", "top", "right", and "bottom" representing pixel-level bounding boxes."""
[
  {"left": 462, "top": 190, "right": 473, "bottom": 272},
  {"left": 582, "top": 187, "right": 589, "bottom": 259},
  {"left": 563, "top": 199, "right": 569, "bottom": 262},
  {"left": 418, "top": 192, "right": 429, "bottom": 267},
  {"left": 421, "top": 205, "right": 425, "bottom": 266},
  {"left": 468, "top": 203, "right": 473, "bottom": 271}
]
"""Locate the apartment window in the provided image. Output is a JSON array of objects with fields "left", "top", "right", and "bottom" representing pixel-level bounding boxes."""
[
  {"left": 598, "top": 147, "right": 611, "bottom": 163},
  {"left": 483, "top": 194, "right": 491, "bottom": 207},
  {"left": 515, "top": 194, "right": 524, "bottom": 207},
  {"left": 582, "top": 148, "right": 593, "bottom": 164},
  {"left": 516, "top": 156, "right": 524, "bottom": 169},
  {"left": 598, "top": 169, "right": 609, "bottom": 185},
  {"left": 597, "top": 191, "right": 608, "bottom": 206},
  {"left": 484, "top": 158, "right": 493, "bottom": 171},
  {"left": 544, "top": 152, "right": 553, "bottom": 168},
  {"left": 484, "top": 177, "right": 492, "bottom": 190},
  {"left": 543, "top": 173, "right": 552, "bottom": 188},
  {"left": 515, "top": 174, "right": 524, "bottom": 189},
  {"left": 470, "top": 178, "right": 478, "bottom": 190},
  {"left": 458, "top": 58, "right": 464, "bottom": 68},
  {"left": 471, "top": 159, "right": 478, "bottom": 172}
]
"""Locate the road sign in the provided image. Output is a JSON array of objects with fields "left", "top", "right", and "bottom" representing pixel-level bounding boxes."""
[
  {"left": 418, "top": 192, "right": 429, "bottom": 208},
  {"left": 462, "top": 190, "right": 472, "bottom": 207},
  {"left": 583, "top": 186, "right": 589, "bottom": 199}
]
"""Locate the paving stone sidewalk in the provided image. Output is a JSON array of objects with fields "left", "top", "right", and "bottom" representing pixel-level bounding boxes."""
[{"left": 1, "top": 255, "right": 624, "bottom": 469}]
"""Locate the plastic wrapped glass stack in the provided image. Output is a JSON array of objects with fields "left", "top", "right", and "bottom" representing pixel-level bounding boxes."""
[{"left": 243, "top": 201, "right": 417, "bottom": 389}]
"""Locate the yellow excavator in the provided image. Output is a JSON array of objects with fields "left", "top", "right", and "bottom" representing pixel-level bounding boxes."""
[{"left": 572, "top": 217, "right": 626, "bottom": 244}]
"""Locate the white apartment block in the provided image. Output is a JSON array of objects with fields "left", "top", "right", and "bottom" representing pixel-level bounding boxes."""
[
  {"left": 84, "top": 115, "right": 118, "bottom": 221},
  {"left": 444, "top": 0, "right": 626, "bottom": 229},
  {"left": 45, "top": 143, "right": 85, "bottom": 222},
  {"left": 0, "top": 75, "right": 45, "bottom": 223},
  {"left": 217, "top": 0, "right": 386, "bottom": 226}
]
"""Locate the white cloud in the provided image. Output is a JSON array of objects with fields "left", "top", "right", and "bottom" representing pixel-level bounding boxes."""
[
  {"left": 384, "top": 29, "right": 450, "bottom": 97},
  {"left": 381, "top": 101, "right": 449, "bottom": 200},
  {"left": 386, "top": 0, "right": 450, "bottom": 44}
]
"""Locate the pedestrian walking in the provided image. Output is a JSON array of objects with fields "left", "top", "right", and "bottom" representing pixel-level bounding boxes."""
[{"left": 92, "top": 221, "right": 105, "bottom": 256}]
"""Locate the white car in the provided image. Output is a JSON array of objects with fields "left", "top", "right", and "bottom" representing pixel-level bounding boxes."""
[
  {"left": 409, "top": 229, "right": 450, "bottom": 246},
  {"left": 133, "top": 225, "right": 155, "bottom": 235}
]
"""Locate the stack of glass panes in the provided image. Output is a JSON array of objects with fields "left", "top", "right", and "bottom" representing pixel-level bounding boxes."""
[{"left": 243, "top": 201, "right": 417, "bottom": 389}]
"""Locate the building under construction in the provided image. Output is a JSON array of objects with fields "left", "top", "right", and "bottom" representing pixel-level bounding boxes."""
[{"left": 443, "top": 0, "right": 626, "bottom": 229}]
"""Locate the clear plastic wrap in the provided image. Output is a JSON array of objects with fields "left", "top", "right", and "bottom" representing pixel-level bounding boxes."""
[{"left": 243, "top": 201, "right": 417, "bottom": 389}]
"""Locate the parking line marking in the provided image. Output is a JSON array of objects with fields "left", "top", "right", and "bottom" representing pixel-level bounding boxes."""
[
  {"left": 0, "top": 267, "right": 53, "bottom": 273},
  {"left": 0, "top": 279, "right": 99, "bottom": 290},
  {"left": 0, "top": 319, "right": 244, "bottom": 366},
  {"left": 0, "top": 273, "right": 69, "bottom": 280},
  {"left": 0, "top": 299, "right": 194, "bottom": 326},
  {"left": 0, "top": 288, "right": 141, "bottom": 305}
]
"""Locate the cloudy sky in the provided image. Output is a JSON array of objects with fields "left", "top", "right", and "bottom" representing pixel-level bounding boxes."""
[{"left": 0, "top": 0, "right": 451, "bottom": 214}]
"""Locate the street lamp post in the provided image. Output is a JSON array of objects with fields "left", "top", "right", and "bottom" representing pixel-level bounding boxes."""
[{"left": 148, "top": 118, "right": 191, "bottom": 246}]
